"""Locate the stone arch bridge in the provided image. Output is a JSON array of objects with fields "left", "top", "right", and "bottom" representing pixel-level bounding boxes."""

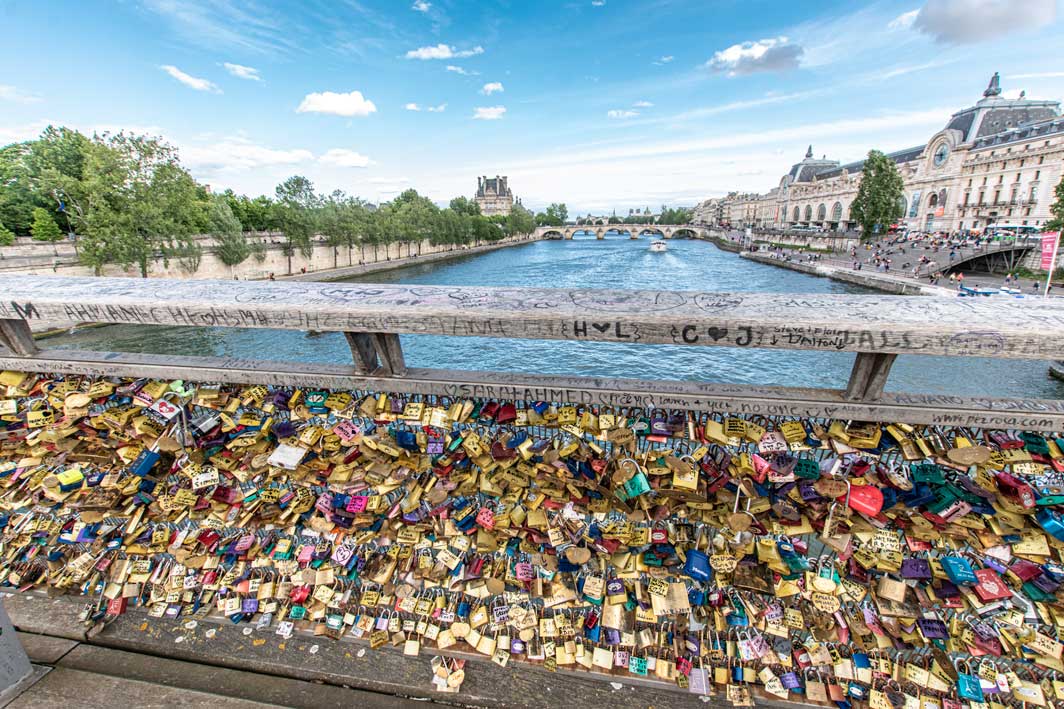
[{"left": 534, "top": 224, "right": 709, "bottom": 240}]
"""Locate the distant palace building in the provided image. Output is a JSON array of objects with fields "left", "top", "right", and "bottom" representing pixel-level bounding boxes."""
[
  {"left": 475, "top": 175, "right": 514, "bottom": 216},
  {"left": 694, "top": 74, "right": 1064, "bottom": 233}
]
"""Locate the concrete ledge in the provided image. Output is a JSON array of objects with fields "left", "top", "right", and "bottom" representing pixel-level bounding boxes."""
[
  {"left": 5, "top": 592, "right": 815, "bottom": 709},
  {"left": 57, "top": 646, "right": 425, "bottom": 709},
  {"left": 15, "top": 634, "right": 77, "bottom": 665},
  {"left": 741, "top": 251, "right": 952, "bottom": 295},
  {"left": 284, "top": 236, "right": 542, "bottom": 283},
  {"left": 5, "top": 667, "right": 274, "bottom": 709}
]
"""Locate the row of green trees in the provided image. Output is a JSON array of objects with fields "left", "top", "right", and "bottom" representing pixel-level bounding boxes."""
[{"left": 0, "top": 125, "right": 539, "bottom": 275}]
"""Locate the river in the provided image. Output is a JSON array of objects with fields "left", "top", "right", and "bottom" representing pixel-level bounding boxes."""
[{"left": 43, "top": 236, "right": 1064, "bottom": 399}]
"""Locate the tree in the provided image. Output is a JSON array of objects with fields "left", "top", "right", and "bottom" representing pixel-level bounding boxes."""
[
  {"left": 0, "top": 221, "right": 14, "bottom": 246},
  {"left": 546, "top": 203, "right": 568, "bottom": 225},
  {"left": 30, "top": 207, "right": 63, "bottom": 242},
  {"left": 449, "top": 196, "right": 481, "bottom": 217},
  {"left": 209, "top": 197, "right": 250, "bottom": 272},
  {"left": 535, "top": 203, "right": 568, "bottom": 227},
  {"left": 29, "top": 126, "right": 93, "bottom": 239},
  {"left": 1046, "top": 175, "right": 1064, "bottom": 233},
  {"left": 849, "top": 149, "right": 905, "bottom": 240},
  {"left": 507, "top": 203, "right": 535, "bottom": 237},
  {"left": 274, "top": 175, "right": 318, "bottom": 274},
  {"left": 0, "top": 144, "right": 41, "bottom": 236}
]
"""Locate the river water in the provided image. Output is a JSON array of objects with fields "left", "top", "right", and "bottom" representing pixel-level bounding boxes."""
[{"left": 44, "top": 236, "right": 1064, "bottom": 399}]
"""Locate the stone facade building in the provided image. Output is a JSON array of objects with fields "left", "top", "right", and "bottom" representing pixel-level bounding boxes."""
[
  {"left": 475, "top": 175, "right": 514, "bottom": 216},
  {"left": 694, "top": 74, "right": 1064, "bottom": 234}
]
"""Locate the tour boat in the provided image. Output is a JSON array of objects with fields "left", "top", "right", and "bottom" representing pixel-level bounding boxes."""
[{"left": 649, "top": 240, "right": 667, "bottom": 253}]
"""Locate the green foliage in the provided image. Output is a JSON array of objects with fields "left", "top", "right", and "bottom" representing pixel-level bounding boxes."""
[
  {"left": 30, "top": 207, "right": 63, "bottom": 241},
  {"left": 274, "top": 175, "right": 319, "bottom": 262},
  {"left": 1046, "top": 175, "right": 1064, "bottom": 233},
  {"left": 75, "top": 133, "right": 207, "bottom": 276},
  {"left": 657, "top": 206, "right": 692, "bottom": 225},
  {"left": 448, "top": 196, "right": 481, "bottom": 217},
  {"left": 209, "top": 197, "right": 250, "bottom": 267},
  {"left": 0, "top": 221, "right": 14, "bottom": 246},
  {"left": 536, "top": 203, "right": 568, "bottom": 226},
  {"left": 850, "top": 150, "right": 905, "bottom": 241},
  {"left": 507, "top": 203, "right": 535, "bottom": 236},
  {"left": 2, "top": 123, "right": 562, "bottom": 275}
]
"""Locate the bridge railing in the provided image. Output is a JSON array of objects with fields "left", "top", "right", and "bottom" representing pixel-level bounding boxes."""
[{"left": 0, "top": 274, "right": 1062, "bottom": 431}]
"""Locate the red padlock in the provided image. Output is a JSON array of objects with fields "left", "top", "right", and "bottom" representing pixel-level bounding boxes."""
[{"left": 994, "top": 471, "right": 1036, "bottom": 509}]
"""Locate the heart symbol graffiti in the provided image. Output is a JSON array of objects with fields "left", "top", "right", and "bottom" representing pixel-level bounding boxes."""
[
  {"left": 707, "top": 327, "right": 728, "bottom": 342},
  {"left": 592, "top": 323, "right": 611, "bottom": 333}
]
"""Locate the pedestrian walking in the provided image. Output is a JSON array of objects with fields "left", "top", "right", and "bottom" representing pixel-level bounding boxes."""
[{"left": 949, "top": 273, "right": 956, "bottom": 285}]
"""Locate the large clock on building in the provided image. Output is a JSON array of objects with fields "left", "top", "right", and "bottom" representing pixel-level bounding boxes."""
[{"left": 933, "top": 143, "right": 950, "bottom": 167}]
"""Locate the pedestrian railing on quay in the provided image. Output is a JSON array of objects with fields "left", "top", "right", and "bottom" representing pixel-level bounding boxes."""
[{"left": 0, "top": 274, "right": 1062, "bottom": 431}]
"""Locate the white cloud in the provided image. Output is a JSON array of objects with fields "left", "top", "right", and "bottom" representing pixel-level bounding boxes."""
[
  {"left": 1010, "top": 72, "right": 1064, "bottom": 79},
  {"left": 913, "top": 0, "right": 1055, "bottom": 43},
  {"left": 591, "top": 0, "right": 606, "bottom": 6},
  {"left": 406, "top": 44, "right": 484, "bottom": 60},
  {"left": 607, "top": 109, "right": 639, "bottom": 119},
  {"left": 319, "top": 148, "right": 372, "bottom": 168},
  {"left": 633, "top": 100, "right": 653, "bottom": 108},
  {"left": 653, "top": 55, "right": 674, "bottom": 65},
  {"left": 0, "top": 85, "right": 42, "bottom": 104},
  {"left": 473, "top": 106, "right": 506, "bottom": 120},
  {"left": 160, "top": 65, "right": 221, "bottom": 93},
  {"left": 368, "top": 177, "right": 409, "bottom": 185},
  {"left": 406, "top": 102, "right": 446, "bottom": 112},
  {"left": 446, "top": 65, "right": 479, "bottom": 76},
  {"left": 181, "top": 135, "right": 313, "bottom": 173},
  {"left": 412, "top": 0, "right": 431, "bottom": 11},
  {"left": 296, "top": 90, "right": 377, "bottom": 117},
  {"left": 705, "top": 37, "right": 803, "bottom": 76},
  {"left": 223, "top": 62, "right": 261, "bottom": 81},
  {"left": 888, "top": 9, "right": 919, "bottom": 30},
  {"left": 481, "top": 82, "right": 504, "bottom": 95}
]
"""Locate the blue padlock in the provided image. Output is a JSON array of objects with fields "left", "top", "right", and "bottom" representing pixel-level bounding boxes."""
[
  {"left": 683, "top": 547, "right": 711, "bottom": 582},
  {"left": 1037, "top": 508, "right": 1064, "bottom": 542}
]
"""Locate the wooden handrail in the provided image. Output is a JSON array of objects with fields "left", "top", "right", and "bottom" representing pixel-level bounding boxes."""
[
  {"left": 1, "top": 275, "right": 1061, "bottom": 358},
  {"left": 0, "top": 275, "right": 1062, "bottom": 431}
]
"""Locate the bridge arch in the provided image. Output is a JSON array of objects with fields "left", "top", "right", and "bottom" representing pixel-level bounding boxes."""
[
  {"left": 542, "top": 229, "right": 565, "bottom": 240},
  {"left": 672, "top": 227, "right": 699, "bottom": 239}
]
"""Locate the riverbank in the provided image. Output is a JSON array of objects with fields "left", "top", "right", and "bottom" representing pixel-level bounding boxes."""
[
  {"left": 740, "top": 251, "right": 955, "bottom": 296},
  {"left": 280, "top": 236, "right": 542, "bottom": 282},
  {"left": 25, "top": 235, "right": 542, "bottom": 334}
]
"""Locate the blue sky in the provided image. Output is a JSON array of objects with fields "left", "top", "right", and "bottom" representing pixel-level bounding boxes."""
[{"left": 1, "top": 0, "right": 1061, "bottom": 214}]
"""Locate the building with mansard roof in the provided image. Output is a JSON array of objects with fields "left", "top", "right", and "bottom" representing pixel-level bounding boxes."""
[
  {"left": 694, "top": 74, "right": 1064, "bottom": 234},
  {"left": 474, "top": 175, "right": 514, "bottom": 217}
]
